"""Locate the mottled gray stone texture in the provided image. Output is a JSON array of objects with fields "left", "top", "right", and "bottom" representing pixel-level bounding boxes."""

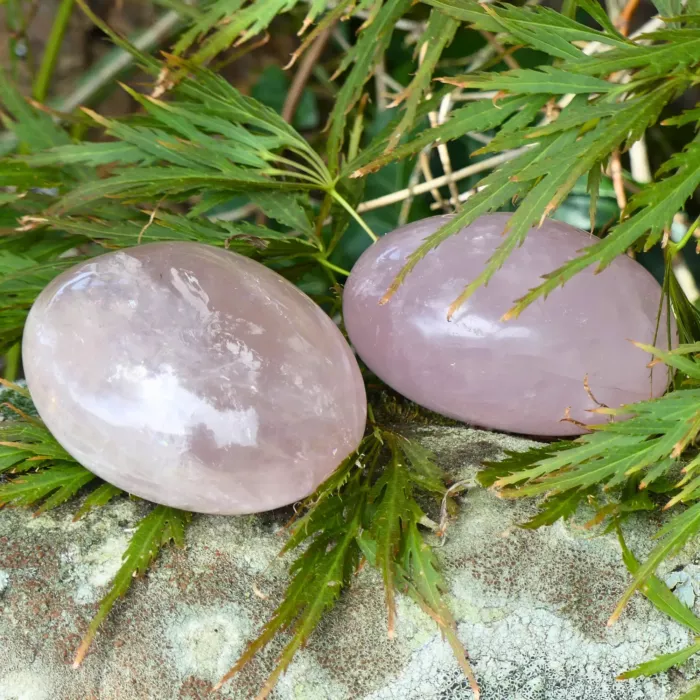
[
  {"left": 1, "top": 421, "right": 699, "bottom": 700},
  {"left": 344, "top": 213, "right": 674, "bottom": 437}
]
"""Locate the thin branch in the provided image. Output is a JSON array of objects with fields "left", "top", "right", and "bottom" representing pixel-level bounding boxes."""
[
  {"left": 431, "top": 93, "right": 460, "bottom": 209},
  {"left": 617, "top": 0, "right": 641, "bottom": 36},
  {"left": 479, "top": 30, "right": 520, "bottom": 70},
  {"left": 609, "top": 149, "right": 628, "bottom": 211},
  {"left": 452, "top": 91, "right": 499, "bottom": 102},
  {"left": 358, "top": 148, "right": 529, "bottom": 213},
  {"left": 430, "top": 185, "right": 484, "bottom": 210},
  {"left": 137, "top": 200, "right": 162, "bottom": 244},
  {"left": 399, "top": 149, "right": 430, "bottom": 225},
  {"left": 419, "top": 42, "right": 452, "bottom": 212},
  {"left": 208, "top": 203, "right": 258, "bottom": 222},
  {"left": 419, "top": 150, "right": 446, "bottom": 210},
  {"left": 629, "top": 137, "right": 652, "bottom": 184},
  {"left": 353, "top": 10, "right": 425, "bottom": 33},
  {"left": 282, "top": 25, "right": 335, "bottom": 124}
]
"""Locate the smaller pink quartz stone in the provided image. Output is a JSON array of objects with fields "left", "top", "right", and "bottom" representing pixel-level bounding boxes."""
[
  {"left": 343, "top": 213, "right": 676, "bottom": 437},
  {"left": 23, "top": 243, "right": 367, "bottom": 514}
]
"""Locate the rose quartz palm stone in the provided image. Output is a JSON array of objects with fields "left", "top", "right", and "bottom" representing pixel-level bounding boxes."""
[
  {"left": 343, "top": 213, "right": 675, "bottom": 437},
  {"left": 23, "top": 243, "right": 367, "bottom": 514}
]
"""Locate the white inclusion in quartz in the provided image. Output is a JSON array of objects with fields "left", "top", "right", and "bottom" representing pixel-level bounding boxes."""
[
  {"left": 170, "top": 268, "right": 212, "bottom": 320},
  {"left": 91, "top": 364, "right": 259, "bottom": 448}
]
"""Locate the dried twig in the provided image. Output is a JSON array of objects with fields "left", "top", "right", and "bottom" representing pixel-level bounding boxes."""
[
  {"left": 283, "top": 25, "right": 335, "bottom": 124},
  {"left": 399, "top": 154, "right": 428, "bottom": 225},
  {"left": 137, "top": 199, "right": 163, "bottom": 244},
  {"left": 616, "top": 0, "right": 641, "bottom": 36},
  {"left": 358, "top": 148, "right": 529, "bottom": 213},
  {"left": 431, "top": 93, "right": 461, "bottom": 209},
  {"left": 479, "top": 30, "right": 520, "bottom": 70},
  {"left": 609, "top": 149, "right": 628, "bottom": 211}
]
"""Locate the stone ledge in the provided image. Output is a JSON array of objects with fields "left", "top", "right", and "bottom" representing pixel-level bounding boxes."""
[{"left": 0, "top": 423, "right": 697, "bottom": 700}]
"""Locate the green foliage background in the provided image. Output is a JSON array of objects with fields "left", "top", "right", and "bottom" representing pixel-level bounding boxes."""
[{"left": 1, "top": 0, "right": 700, "bottom": 697}]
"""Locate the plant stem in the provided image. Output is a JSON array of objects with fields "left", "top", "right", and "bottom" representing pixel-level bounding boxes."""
[
  {"left": 329, "top": 189, "right": 378, "bottom": 243},
  {"left": 33, "top": 0, "right": 76, "bottom": 103},
  {"left": 670, "top": 216, "right": 700, "bottom": 255},
  {"left": 561, "top": 0, "right": 577, "bottom": 18},
  {"left": 315, "top": 192, "right": 333, "bottom": 243},
  {"left": 3, "top": 344, "right": 21, "bottom": 382},
  {"left": 315, "top": 256, "right": 351, "bottom": 277}
]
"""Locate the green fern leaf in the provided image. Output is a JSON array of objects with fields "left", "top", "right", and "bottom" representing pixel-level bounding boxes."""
[
  {"left": 0, "top": 464, "right": 96, "bottom": 511},
  {"left": 0, "top": 446, "right": 33, "bottom": 473},
  {"left": 611, "top": 502, "right": 700, "bottom": 624},
  {"left": 478, "top": 442, "right": 575, "bottom": 487},
  {"left": 73, "top": 505, "right": 192, "bottom": 667},
  {"left": 387, "top": 11, "right": 460, "bottom": 150},
  {"left": 73, "top": 483, "right": 124, "bottom": 521},
  {"left": 398, "top": 435, "right": 449, "bottom": 494},
  {"left": 618, "top": 640, "right": 700, "bottom": 679},
  {"left": 520, "top": 490, "right": 590, "bottom": 529},
  {"left": 348, "top": 94, "right": 533, "bottom": 177},
  {"left": 565, "top": 30, "right": 700, "bottom": 79},
  {"left": 446, "top": 66, "right": 615, "bottom": 94},
  {"left": 676, "top": 684, "right": 700, "bottom": 700},
  {"left": 327, "top": 0, "right": 413, "bottom": 170},
  {"left": 174, "top": 0, "right": 302, "bottom": 65},
  {"left": 0, "top": 68, "right": 70, "bottom": 153},
  {"left": 507, "top": 134, "right": 700, "bottom": 317},
  {"left": 400, "top": 520, "right": 479, "bottom": 696},
  {"left": 368, "top": 439, "right": 416, "bottom": 635},
  {"left": 422, "top": 0, "right": 502, "bottom": 30},
  {"left": 214, "top": 468, "right": 366, "bottom": 699}
]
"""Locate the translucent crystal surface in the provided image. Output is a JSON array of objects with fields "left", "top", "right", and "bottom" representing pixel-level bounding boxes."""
[
  {"left": 23, "top": 243, "right": 367, "bottom": 514},
  {"left": 343, "top": 213, "right": 675, "bottom": 437}
]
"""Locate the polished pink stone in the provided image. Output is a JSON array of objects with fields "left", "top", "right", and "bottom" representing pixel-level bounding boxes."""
[
  {"left": 343, "top": 213, "right": 675, "bottom": 437},
  {"left": 23, "top": 243, "right": 367, "bottom": 514}
]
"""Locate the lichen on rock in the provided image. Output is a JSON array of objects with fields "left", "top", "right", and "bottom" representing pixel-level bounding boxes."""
[{"left": 0, "top": 421, "right": 698, "bottom": 699}]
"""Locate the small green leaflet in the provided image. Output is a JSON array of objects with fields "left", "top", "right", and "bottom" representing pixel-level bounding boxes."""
[
  {"left": 617, "top": 530, "right": 700, "bottom": 680},
  {"left": 387, "top": 10, "right": 459, "bottom": 150},
  {"left": 327, "top": 0, "right": 414, "bottom": 170},
  {"left": 173, "top": 0, "right": 301, "bottom": 65},
  {"left": 445, "top": 66, "right": 614, "bottom": 94},
  {"left": 248, "top": 192, "right": 315, "bottom": 237},
  {"left": 0, "top": 464, "right": 96, "bottom": 513},
  {"left": 73, "top": 505, "right": 192, "bottom": 667},
  {"left": 399, "top": 521, "right": 479, "bottom": 696},
  {"left": 214, "top": 430, "right": 477, "bottom": 699},
  {"left": 611, "top": 502, "right": 700, "bottom": 625},
  {"left": 73, "top": 483, "right": 124, "bottom": 521},
  {"left": 0, "top": 68, "right": 70, "bottom": 153},
  {"left": 565, "top": 31, "right": 700, "bottom": 79},
  {"left": 348, "top": 95, "right": 532, "bottom": 177},
  {"left": 507, "top": 133, "right": 700, "bottom": 317},
  {"left": 214, "top": 465, "right": 367, "bottom": 699},
  {"left": 369, "top": 439, "right": 418, "bottom": 635},
  {"left": 520, "top": 490, "right": 590, "bottom": 529},
  {"left": 618, "top": 640, "right": 700, "bottom": 679}
]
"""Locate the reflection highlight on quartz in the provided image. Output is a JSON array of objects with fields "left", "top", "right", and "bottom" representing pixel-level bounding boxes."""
[{"left": 80, "top": 363, "right": 260, "bottom": 449}]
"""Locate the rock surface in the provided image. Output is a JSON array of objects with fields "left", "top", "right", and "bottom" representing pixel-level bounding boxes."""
[
  {"left": 22, "top": 242, "right": 366, "bottom": 515},
  {"left": 344, "top": 213, "right": 674, "bottom": 436},
  {"left": 1, "top": 420, "right": 699, "bottom": 700}
]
